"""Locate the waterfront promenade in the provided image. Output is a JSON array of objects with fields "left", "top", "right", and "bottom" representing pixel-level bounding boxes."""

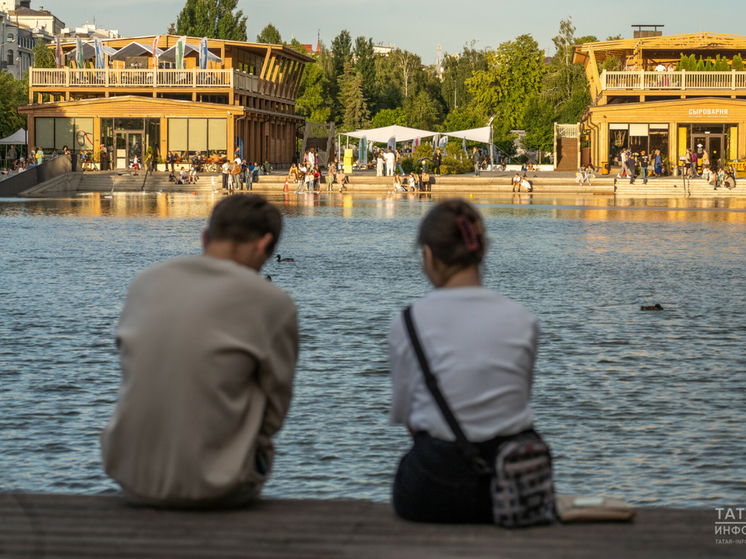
[
  {"left": 0, "top": 493, "right": 735, "bottom": 558},
  {"left": 7, "top": 168, "right": 746, "bottom": 198}
]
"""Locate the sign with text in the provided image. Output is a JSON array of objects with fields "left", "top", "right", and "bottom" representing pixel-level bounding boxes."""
[{"left": 688, "top": 108, "right": 730, "bottom": 118}]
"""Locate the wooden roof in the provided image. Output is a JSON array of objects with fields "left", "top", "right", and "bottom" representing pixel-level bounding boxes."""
[
  {"left": 573, "top": 32, "right": 746, "bottom": 64},
  {"left": 57, "top": 35, "right": 315, "bottom": 64}
]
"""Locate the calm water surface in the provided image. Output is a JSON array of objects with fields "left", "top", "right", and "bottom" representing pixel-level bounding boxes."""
[{"left": 1, "top": 192, "right": 745, "bottom": 507}]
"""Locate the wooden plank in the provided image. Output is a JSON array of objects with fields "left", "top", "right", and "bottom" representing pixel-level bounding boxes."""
[{"left": 0, "top": 493, "right": 736, "bottom": 559}]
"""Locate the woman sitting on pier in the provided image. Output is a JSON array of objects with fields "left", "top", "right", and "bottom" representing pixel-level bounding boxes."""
[{"left": 388, "top": 200, "right": 542, "bottom": 524}]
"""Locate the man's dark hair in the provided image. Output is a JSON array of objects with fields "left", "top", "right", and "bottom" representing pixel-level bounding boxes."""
[{"left": 206, "top": 195, "right": 282, "bottom": 255}]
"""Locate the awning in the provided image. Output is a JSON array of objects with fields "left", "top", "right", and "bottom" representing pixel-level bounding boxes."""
[
  {"left": 442, "top": 126, "right": 492, "bottom": 143},
  {"left": 109, "top": 42, "right": 164, "bottom": 62},
  {"left": 158, "top": 43, "right": 222, "bottom": 64},
  {"left": 0, "top": 129, "right": 27, "bottom": 145},
  {"left": 344, "top": 125, "right": 437, "bottom": 143},
  {"left": 65, "top": 42, "right": 117, "bottom": 62}
]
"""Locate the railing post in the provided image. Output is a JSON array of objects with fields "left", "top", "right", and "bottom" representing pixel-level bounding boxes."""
[
  {"left": 733, "top": 69, "right": 736, "bottom": 91},
  {"left": 65, "top": 65, "right": 69, "bottom": 87},
  {"left": 192, "top": 67, "right": 196, "bottom": 87},
  {"left": 681, "top": 69, "right": 686, "bottom": 90},
  {"left": 230, "top": 69, "right": 234, "bottom": 89},
  {"left": 105, "top": 67, "right": 109, "bottom": 87},
  {"left": 601, "top": 69, "right": 607, "bottom": 91}
]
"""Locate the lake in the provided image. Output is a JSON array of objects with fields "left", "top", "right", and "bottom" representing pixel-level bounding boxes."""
[{"left": 1, "top": 192, "right": 744, "bottom": 507}]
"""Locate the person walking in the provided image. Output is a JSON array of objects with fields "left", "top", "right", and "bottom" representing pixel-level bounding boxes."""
[
  {"left": 472, "top": 147, "right": 480, "bottom": 176},
  {"left": 639, "top": 150, "right": 649, "bottom": 185},
  {"left": 396, "top": 148, "right": 405, "bottom": 175},
  {"left": 433, "top": 148, "right": 442, "bottom": 176},
  {"left": 222, "top": 159, "right": 230, "bottom": 190},
  {"left": 691, "top": 149, "right": 699, "bottom": 178},
  {"left": 627, "top": 151, "right": 636, "bottom": 184},
  {"left": 376, "top": 152, "right": 385, "bottom": 177}
]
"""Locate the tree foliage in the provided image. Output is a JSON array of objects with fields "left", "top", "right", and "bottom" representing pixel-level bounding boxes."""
[
  {"left": 174, "top": 0, "right": 247, "bottom": 41},
  {"left": 256, "top": 23, "right": 282, "bottom": 44},
  {"left": 371, "top": 107, "right": 406, "bottom": 128},
  {"left": 467, "top": 34, "right": 546, "bottom": 136},
  {"left": 440, "top": 44, "right": 488, "bottom": 113},
  {"left": 338, "top": 64, "right": 370, "bottom": 130},
  {"left": 33, "top": 40, "right": 56, "bottom": 69},
  {"left": 0, "top": 72, "right": 28, "bottom": 140}
]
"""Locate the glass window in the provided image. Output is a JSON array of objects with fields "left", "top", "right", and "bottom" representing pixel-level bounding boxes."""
[
  {"left": 691, "top": 124, "right": 724, "bottom": 135},
  {"left": 608, "top": 128, "right": 628, "bottom": 164},
  {"left": 649, "top": 130, "right": 669, "bottom": 157},
  {"left": 101, "top": 118, "right": 114, "bottom": 152},
  {"left": 55, "top": 117, "right": 74, "bottom": 150},
  {"left": 36, "top": 118, "right": 54, "bottom": 150},
  {"left": 7, "top": 49, "right": 13, "bottom": 66},
  {"left": 146, "top": 119, "right": 160, "bottom": 160},
  {"left": 74, "top": 118, "right": 94, "bottom": 150},
  {"left": 115, "top": 118, "right": 144, "bottom": 131},
  {"left": 168, "top": 119, "right": 187, "bottom": 152},
  {"left": 208, "top": 119, "right": 226, "bottom": 152},
  {"left": 188, "top": 118, "right": 208, "bottom": 153}
]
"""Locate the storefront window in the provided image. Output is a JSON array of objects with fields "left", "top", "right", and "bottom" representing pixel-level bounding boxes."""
[
  {"left": 146, "top": 119, "right": 160, "bottom": 161},
  {"left": 101, "top": 119, "right": 114, "bottom": 152},
  {"left": 168, "top": 118, "right": 227, "bottom": 159},
  {"left": 116, "top": 118, "right": 144, "bottom": 131},
  {"left": 609, "top": 125, "right": 628, "bottom": 164},
  {"left": 36, "top": 118, "right": 54, "bottom": 151}
]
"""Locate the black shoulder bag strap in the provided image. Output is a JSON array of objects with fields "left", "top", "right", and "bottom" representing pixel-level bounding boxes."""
[{"left": 402, "top": 306, "right": 493, "bottom": 476}]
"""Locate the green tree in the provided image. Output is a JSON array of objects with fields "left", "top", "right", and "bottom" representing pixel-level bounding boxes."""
[
  {"left": 733, "top": 54, "right": 744, "bottom": 71},
  {"left": 466, "top": 34, "right": 546, "bottom": 135},
  {"left": 288, "top": 39, "right": 330, "bottom": 122},
  {"left": 33, "top": 39, "right": 56, "bottom": 68},
  {"left": 0, "top": 72, "right": 28, "bottom": 140},
  {"left": 354, "top": 36, "right": 376, "bottom": 110},
  {"left": 325, "top": 30, "right": 353, "bottom": 122},
  {"left": 373, "top": 54, "right": 404, "bottom": 111},
  {"left": 174, "top": 0, "right": 247, "bottom": 41},
  {"left": 522, "top": 96, "right": 555, "bottom": 156},
  {"left": 371, "top": 107, "right": 406, "bottom": 128},
  {"left": 404, "top": 90, "right": 441, "bottom": 130},
  {"left": 389, "top": 49, "right": 421, "bottom": 98},
  {"left": 338, "top": 63, "right": 369, "bottom": 130},
  {"left": 440, "top": 44, "right": 488, "bottom": 113},
  {"left": 256, "top": 23, "right": 282, "bottom": 44},
  {"left": 442, "top": 107, "right": 483, "bottom": 132}
]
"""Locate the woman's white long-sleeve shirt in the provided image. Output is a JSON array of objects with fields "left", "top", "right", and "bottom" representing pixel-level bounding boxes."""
[{"left": 389, "top": 287, "right": 538, "bottom": 442}]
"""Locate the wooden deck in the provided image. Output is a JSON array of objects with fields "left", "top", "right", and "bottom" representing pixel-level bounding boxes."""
[{"left": 0, "top": 493, "right": 736, "bottom": 558}]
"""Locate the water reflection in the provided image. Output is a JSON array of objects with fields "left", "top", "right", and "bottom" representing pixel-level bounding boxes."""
[{"left": 3, "top": 192, "right": 744, "bottom": 224}]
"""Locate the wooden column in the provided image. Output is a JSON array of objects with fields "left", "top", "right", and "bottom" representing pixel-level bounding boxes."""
[
  {"left": 28, "top": 117, "right": 35, "bottom": 149},
  {"left": 227, "top": 115, "right": 235, "bottom": 160}
]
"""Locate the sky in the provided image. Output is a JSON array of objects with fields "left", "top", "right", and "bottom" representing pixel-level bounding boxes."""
[{"left": 32, "top": 0, "right": 746, "bottom": 64}]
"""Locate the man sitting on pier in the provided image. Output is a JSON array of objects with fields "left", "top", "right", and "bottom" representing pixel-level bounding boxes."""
[{"left": 101, "top": 195, "right": 299, "bottom": 508}]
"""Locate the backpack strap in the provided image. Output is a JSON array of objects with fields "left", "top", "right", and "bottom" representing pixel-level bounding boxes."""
[{"left": 402, "top": 306, "right": 492, "bottom": 476}]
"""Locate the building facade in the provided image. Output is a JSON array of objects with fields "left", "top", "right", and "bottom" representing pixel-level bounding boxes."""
[
  {"left": 19, "top": 35, "right": 314, "bottom": 168},
  {"left": 574, "top": 33, "right": 746, "bottom": 171}
]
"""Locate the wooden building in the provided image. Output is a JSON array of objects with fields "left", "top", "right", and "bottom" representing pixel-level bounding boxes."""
[
  {"left": 19, "top": 35, "right": 314, "bottom": 169},
  {"left": 573, "top": 33, "right": 746, "bottom": 171}
]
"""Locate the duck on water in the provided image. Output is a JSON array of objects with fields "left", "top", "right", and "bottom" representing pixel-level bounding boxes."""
[{"left": 276, "top": 255, "right": 295, "bottom": 262}]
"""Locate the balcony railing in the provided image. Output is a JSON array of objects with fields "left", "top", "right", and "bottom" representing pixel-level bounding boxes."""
[
  {"left": 29, "top": 68, "right": 293, "bottom": 100},
  {"left": 602, "top": 70, "right": 746, "bottom": 91}
]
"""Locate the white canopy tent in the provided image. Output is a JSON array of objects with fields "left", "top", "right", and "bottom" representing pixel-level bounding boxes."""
[
  {"left": 441, "top": 126, "right": 492, "bottom": 144},
  {"left": 158, "top": 43, "right": 222, "bottom": 64},
  {"left": 345, "top": 124, "right": 438, "bottom": 143},
  {"left": 109, "top": 42, "right": 164, "bottom": 62},
  {"left": 0, "top": 129, "right": 27, "bottom": 145}
]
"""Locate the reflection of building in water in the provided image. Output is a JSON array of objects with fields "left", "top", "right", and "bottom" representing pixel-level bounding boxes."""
[{"left": 574, "top": 32, "right": 746, "bottom": 173}]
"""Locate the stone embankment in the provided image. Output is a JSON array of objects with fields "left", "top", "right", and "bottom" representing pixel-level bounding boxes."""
[{"left": 16, "top": 170, "right": 746, "bottom": 198}]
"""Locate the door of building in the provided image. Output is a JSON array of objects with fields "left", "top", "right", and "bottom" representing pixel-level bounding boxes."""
[
  {"left": 692, "top": 134, "right": 724, "bottom": 171},
  {"left": 115, "top": 131, "right": 143, "bottom": 169}
]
